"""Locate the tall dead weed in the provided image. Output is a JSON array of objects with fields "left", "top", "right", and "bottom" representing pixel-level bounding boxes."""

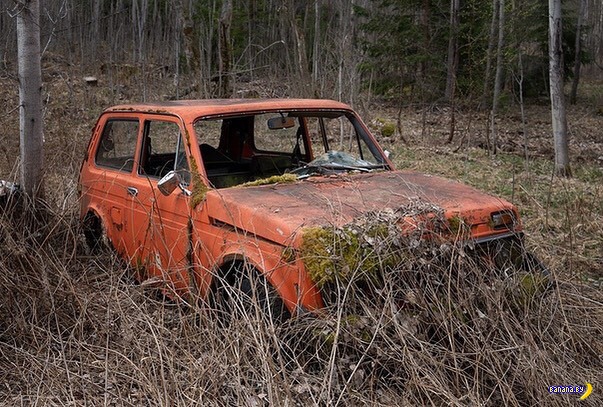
[{"left": 0, "top": 197, "right": 600, "bottom": 406}]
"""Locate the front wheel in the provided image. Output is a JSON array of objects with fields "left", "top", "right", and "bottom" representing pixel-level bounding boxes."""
[
  {"left": 212, "top": 261, "right": 291, "bottom": 325},
  {"left": 490, "top": 238, "right": 550, "bottom": 277},
  {"left": 486, "top": 238, "right": 554, "bottom": 303}
]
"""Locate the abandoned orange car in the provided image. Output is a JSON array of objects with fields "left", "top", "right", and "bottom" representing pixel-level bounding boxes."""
[{"left": 79, "top": 99, "right": 543, "bottom": 320}]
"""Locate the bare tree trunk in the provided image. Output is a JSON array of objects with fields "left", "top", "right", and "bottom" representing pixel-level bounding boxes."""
[
  {"left": 175, "top": 0, "right": 198, "bottom": 74},
  {"left": 481, "top": 0, "right": 499, "bottom": 109},
  {"left": 348, "top": 3, "right": 361, "bottom": 106},
  {"left": 444, "top": 0, "right": 459, "bottom": 142},
  {"left": 312, "top": 0, "right": 320, "bottom": 92},
  {"left": 583, "top": 0, "right": 602, "bottom": 76},
  {"left": 444, "top": 0, "right": 460, "bottom": 101},
  {"left": 287, "top": 0, "right": 310, "bottom": 93},
  {"left": 218, "top": 0, "right": 233, "bottom": 97},
  {"left": 91, "top": 0, "right": 101, "bottom": 61},
  {"left": 201, "top": 0, "right": 218, "bottom": 97},
  {"left": 247, "top": 0, "right": 257, "bottom": 81},
  {"left": 570, "top": 0, "right": 587, "bottom": 104},
  {"left": 135, "top": 0, "right": 149, "bottom": 101},
  {"left": 447, "top": 92, "right": 456, "bottom": 143},
  {"left": 490, "top": 0, "right": 505, "bottom": 155},
  {"left": 419, "top": 0, "right": 431, "bottom": 84},
  {"left": 549, "top": 0, "right": 571, "bottom": 177},
  {"left": 174, "top": 1, "right": 181, "bottom": 99},
  {"left": 16, "top": 0, "right": 44, "bottom": 198},
  {"left": 516, "top": 53, "right": 530, "bottom": 174}
]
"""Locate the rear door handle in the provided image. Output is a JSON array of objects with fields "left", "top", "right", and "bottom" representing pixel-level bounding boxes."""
[{"left": 127, "top": 186, "right": 138, "bottom": 197}]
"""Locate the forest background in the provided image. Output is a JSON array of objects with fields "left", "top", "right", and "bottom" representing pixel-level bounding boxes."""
[{"left": 0, "top": 0, "right": 602, "bottom": 405}]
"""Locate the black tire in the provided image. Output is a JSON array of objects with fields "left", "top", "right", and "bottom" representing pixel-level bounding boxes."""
[
  {"left": 492, "top": 238, "right": 549, "bottom": 273},
  {"left": 82, "top": 213, "right": 134, "bottom": 283},
  {"left": 83, "top": 213, "right": 111, "bottom": 253},
  {"left": 212, "top": 261, "right": 290, "bottom": 325},
  {"left": 490, "top": 238, "right": 554, "bottom": 295}
]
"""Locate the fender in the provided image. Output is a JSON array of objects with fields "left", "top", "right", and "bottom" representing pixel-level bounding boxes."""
[{"left": 214, "top": 240, "right": 323, "bottom": 313}]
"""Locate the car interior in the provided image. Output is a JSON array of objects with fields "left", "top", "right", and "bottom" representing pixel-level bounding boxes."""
[{"left": 199, "top": 116, "right": 302, "bottom": 188}]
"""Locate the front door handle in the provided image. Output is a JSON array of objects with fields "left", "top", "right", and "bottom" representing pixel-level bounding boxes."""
[{"left": 127, "top": 186, "right": 138, "bottom": 197}]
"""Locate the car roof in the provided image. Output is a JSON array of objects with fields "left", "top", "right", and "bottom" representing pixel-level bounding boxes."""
[{"left": 105, "top": 98, "right": 354, "bottom": 122}]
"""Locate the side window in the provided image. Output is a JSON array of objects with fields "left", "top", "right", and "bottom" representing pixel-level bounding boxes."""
[
  {"left": 194, "top": 119, "right": 227, "bottom": 164},
  {"left": 195, "top": 119, "right": 222, "bottom": 150},
  {"left": 195, "top": 116, "right": 255, "bottom": 163},
  {"left": 139, "top": 120, "right": 189, "bottom": 181},
  {"left": 95, "top": 119, "right": 139, "bottom": 172}
]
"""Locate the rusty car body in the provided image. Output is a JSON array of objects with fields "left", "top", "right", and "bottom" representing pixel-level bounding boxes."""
[{"left": 79, "top": 99, "right": 536, "bottom": 318}]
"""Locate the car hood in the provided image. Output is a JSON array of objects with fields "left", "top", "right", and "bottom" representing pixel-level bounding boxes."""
[{"left": 204, "top": 170, "right": 518, "bottom": 246}]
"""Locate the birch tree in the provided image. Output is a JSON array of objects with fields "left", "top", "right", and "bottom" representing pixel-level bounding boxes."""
[
  {"left": 548, "top": 0, "right": 571, "bottom": 176},
  {"left": 312, "top": 0, "right": 321, "bottom": 88},
  {"left": 490, "top": 0, "right": 505, "bottom": 155},
  {"left": 15, "top": 0, "right": 44, "bottom": 197}
]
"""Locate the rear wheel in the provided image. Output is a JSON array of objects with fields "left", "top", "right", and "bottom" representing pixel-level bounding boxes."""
[{"left": 83, "top": 213, "right": 112, "bottom": 253}]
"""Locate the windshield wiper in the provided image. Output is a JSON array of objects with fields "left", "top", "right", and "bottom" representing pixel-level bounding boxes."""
[
  {"left": 291, "top": 162, "right": 379, "bottom": 178},
  {"left": 312, "top": 162, "right": 372, "bottom": 172}
]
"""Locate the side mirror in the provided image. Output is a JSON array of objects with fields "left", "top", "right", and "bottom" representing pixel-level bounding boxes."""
[{"left": 157, "top": 170, "right": 182, "bottom": 196}]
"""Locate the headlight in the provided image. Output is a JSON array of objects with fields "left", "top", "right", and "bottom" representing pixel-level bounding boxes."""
[{"left": 491, "top": 211, "right": 516, "bottom": 230}]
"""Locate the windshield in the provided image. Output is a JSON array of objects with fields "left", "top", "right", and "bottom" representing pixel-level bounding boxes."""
[{"left": 193, "top": 111, "right": 388, "bottom": 188}]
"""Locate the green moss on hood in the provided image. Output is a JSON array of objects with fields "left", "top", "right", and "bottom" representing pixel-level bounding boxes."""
[
  {"left": 238, "top": 173, "right": 298, "bottom": 187},
  {"left": 299, "top": 202, "right": 449, "bottom": 288}
]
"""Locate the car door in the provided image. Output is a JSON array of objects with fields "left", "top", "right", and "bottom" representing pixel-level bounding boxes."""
[
  {"left": 131, "top": 116, "right": 194, "bottom": 296},
  {"left": 89, "top": 115, "right": 142, "bottom": 258}
]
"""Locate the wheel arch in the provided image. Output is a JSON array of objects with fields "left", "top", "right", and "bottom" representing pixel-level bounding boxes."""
[
  {"left": 211, "top": 249, "right": 300, "bottom": 313},
  {"left": 82, "top": 204, "right": 114, "bottom": 251}
]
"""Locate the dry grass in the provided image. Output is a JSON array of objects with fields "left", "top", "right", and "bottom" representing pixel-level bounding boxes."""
[
  {"left": 0, "top": 71, "right": 602, "bottom": 405},
  {"left": 0, "top": 197, "right": 601, "bottom": 406}
]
